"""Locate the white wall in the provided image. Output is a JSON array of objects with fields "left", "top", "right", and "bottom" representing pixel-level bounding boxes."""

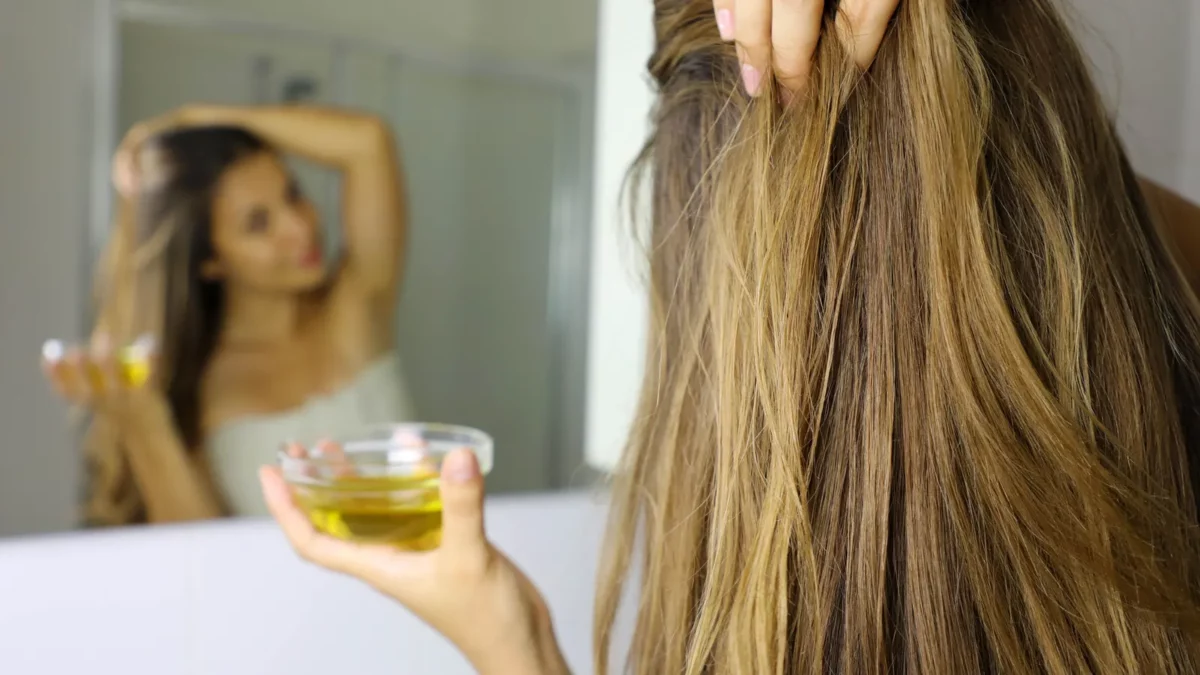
[
  {"left": 583, "top": 0, "right": 654, "bottom": 472},
  {"left": 582, "top": 0, "right": 1200, "bottom": 470},
  {"left": 1182, "top": 5, "right": 1200, "bottom": 200},
  {"left": 1068, "top": 0, "right": 1195, "bottom": 197},
  {"left": 0, "top": 0, "right": 95, "bottom": 536}
]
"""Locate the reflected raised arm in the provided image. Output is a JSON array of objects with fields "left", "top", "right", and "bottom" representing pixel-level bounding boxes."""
[{"left": 120, "top": 104, "right": 407, "bottom": 302}]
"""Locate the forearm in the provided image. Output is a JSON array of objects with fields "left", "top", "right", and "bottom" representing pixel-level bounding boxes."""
[
  {"left": 471, "top": 609, "right": 571, "bottom": 675},
  {"left": 120, "top": 405, "right": 224, "bottom": 523},
  {"left": 178, "top": 104, "right": 391, "bottom": 169}
]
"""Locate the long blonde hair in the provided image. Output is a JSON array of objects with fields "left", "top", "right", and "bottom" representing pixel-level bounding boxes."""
[{"left": 595, "top": 0, "right": 1200, "bottom": 672}]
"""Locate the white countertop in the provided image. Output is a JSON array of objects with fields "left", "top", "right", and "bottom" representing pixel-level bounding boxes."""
[{"left": 0, "top": 491, "right": 611, "bottom": 674}]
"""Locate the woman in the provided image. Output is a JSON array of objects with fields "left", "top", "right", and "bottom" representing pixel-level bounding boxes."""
[
  {"left": 263, "top": 1, "right": 1200, "bottom": 673},
  {"left": 44, "top": 105, "right": 415, "bottom": 526}
]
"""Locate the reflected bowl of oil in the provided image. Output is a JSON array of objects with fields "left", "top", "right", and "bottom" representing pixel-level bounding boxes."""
[{"left": 279, "top": 423, "right": 493, "bottom": 551}]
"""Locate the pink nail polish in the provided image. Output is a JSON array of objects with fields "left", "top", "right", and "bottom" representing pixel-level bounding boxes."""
[
  {"left": 741, "top": 64, "right": 761, "bottom": 96},
  {"left": 444, "top": 449, "right": 479, "bottom": 484},
  {"left": 717, "top": 9, "right": 734, "bottom": 41}
]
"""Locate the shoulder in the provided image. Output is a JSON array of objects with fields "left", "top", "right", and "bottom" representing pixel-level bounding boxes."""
[{"left": 1141, "top": 179, "right": 1200, "bottom": 288}]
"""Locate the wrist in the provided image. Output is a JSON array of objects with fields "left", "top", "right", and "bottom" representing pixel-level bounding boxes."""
[
  {"left": 533, "top": 611, "right": 570, "bottom": 675},
  {"left": 473, "top": 653, "right": 565, "bottom": 675},
  {"left": 469, "top": 619, "right": 568, "bottom": 675},
  {"left": 115, "top": 391, "right": 171, "bottom": 438}
]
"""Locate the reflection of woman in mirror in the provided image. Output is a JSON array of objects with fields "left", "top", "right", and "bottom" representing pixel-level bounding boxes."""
[
  {"left": 42, "top": 105, "right": 415, "bottom": 526},
  {"left": 256, "top": 1, "right": 1200, "bottom": 673}
]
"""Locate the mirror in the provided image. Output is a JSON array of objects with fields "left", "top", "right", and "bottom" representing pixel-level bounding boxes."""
[{"left": 2, "top": 0, "right": 597, "bottom": 537}]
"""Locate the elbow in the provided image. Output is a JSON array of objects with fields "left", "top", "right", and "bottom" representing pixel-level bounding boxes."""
[
  {"left": 146, "top": 508, "right": 223, "bottom": 525},
  {"left": 144, "top": 497, "right": 225, "bottom": 524},
  {"left": 355, "top": 116, "right": 396, "bottom": 158}
]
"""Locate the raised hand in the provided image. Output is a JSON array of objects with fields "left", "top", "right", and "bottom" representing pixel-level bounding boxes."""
[{"left": 713, "top": 0, "right": 901, "bottom": 95}]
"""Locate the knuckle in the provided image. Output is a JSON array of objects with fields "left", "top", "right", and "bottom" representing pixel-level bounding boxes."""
[
  {"left": 773, "top": 50, "right": 807, "bottom": 74},
  {"left": 843, "top": 0, "right": 888, "bottom": 29}
]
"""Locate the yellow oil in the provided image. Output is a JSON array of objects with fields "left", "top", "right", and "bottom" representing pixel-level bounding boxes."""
[
  {"left": 118, "top": 349, "right": 151, "bottom": 388},
  {"left": 81, "top": 344, "right": 152, "bottom": 391},
  {"left": 294, "top": 473, "right": 443, "bottom": 550}
]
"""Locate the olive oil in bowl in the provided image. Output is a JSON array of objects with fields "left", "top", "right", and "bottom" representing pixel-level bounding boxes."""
[
  {"left": 293, "top": 472, "right": 443, "bottom": 550},
  {"left": 279, "top": 423, "right": 494, "bottom": 551}
]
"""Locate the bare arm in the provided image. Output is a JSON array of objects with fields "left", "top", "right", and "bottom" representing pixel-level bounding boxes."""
[
  {"left": 44, "top": 342, "right": 224, "bottom": 523},
  {"left": 129, "top": 104, "right": 406, "bottom": 301},
  {"left": 119, "top": 397, "right": 225, "bottom": 523},
  {"left": 1141, "top": 179, "right": 1200, "bottom": 293}
]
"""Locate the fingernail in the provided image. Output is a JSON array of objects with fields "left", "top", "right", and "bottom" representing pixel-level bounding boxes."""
[
  {"left": 444, "top": 449, "right": 479, "bottom": 484},
  {"left": 742, "top": 64, "right": 761, "bottom": 96},
  {"left": 392, "top": 428, "right": 427, "bottom": 448},
  {"left": 716, "top": 9, "right": 734, "bottom": 41},
  {"left": 42, "top": 339, "right": 65, "bottom": 363},
  {"left": 93, "top": 333, "right": 112, "bottom": 357},
  {"left": 258, "top": 467, "right": 285, "bottom": 498},
  {"left": 130, "top": 333, "right": 157, "bottom": 356}
]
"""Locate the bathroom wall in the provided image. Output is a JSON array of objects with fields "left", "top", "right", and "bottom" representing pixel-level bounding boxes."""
[
  {"left": 131, "top": 0, "right": 597, "bottom": 65},
  {"left": 1183, "top": 5, "right": 1200, "bottom": 200},
  {"left": 1069, "top": 0, "right": 1195, "bottom": 196},
  {"left": 583, "top": 0, "right": 653, "bottom": 472},
  {"left": 0, "top": 0, "right": 95, "bottom": 536}
]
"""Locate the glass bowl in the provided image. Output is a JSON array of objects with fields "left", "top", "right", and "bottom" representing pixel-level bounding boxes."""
[{"left": 278, "top": 423, "right": 493, "bottom": 551}]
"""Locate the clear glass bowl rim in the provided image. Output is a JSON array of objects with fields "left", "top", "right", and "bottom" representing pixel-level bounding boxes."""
[{"left": 276, "top": 422, "right": 494, "bottom": 476}]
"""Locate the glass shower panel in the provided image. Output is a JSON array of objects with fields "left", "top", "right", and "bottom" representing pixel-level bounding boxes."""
[{"left": 380, "top": 62, "right": 566, "bottom": 493}]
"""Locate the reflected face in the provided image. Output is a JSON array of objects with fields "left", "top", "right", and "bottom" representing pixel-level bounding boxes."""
[{"left": 205, "top": 152, "right": 325, "bottom": 292}]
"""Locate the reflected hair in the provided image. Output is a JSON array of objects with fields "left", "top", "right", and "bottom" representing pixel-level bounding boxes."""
[
  {"left": 595, "top": 0, "right": 1200, "bottom": 673},
  {"left": 84, "top": 126, "right": 270, "bottom": 526}
]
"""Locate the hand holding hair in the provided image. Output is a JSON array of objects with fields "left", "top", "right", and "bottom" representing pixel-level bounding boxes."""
[{"left": 713, "top": 0, "right": 901, "bottom": 96}]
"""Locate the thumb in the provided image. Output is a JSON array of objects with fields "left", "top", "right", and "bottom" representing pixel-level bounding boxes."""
[{"left": 438, "top": 449, "right": 486, "bottom": 558}]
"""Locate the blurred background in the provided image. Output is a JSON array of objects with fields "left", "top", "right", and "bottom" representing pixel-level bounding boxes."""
[
  {"left": 113, "top": 0, "right": 596, "bottom": 499},
  {"left": 0, "top": 1, "right": 1198, "bottom": 672},
  {"left": 0, "top": 0, "right": 1197, "bottom": 538},
  {"left": 0, "top": 0, "right": 598, "bottom": 537}
]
